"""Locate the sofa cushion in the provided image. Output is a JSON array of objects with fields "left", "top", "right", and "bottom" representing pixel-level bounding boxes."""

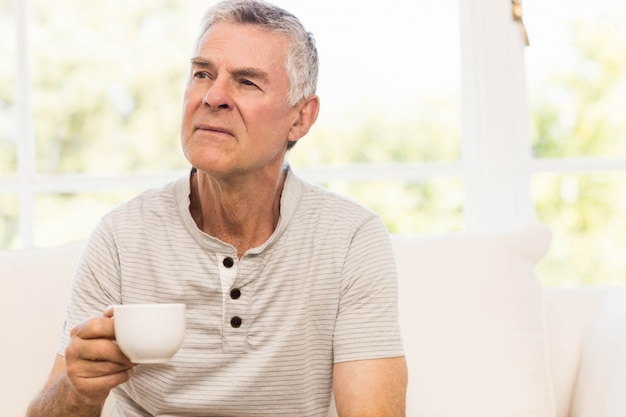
[
  {"left": 0, "top": 241, "right": 85, "bottom": 417},
  {"left": 543, "top": 287, "right": 612, "bottom": 417},
  {"left": 571, "top": 288, "right": 626, "bottom": 417},
  {"left": 393, "top": 224, "right": 555, "bottom": 417}
]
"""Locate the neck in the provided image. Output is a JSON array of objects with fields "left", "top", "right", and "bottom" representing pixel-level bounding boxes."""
[{"left": 189, "top": 166, "right": 288, "bottom": 257}]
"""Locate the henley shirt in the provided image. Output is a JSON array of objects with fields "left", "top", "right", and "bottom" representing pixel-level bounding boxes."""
[{"left": 59, "top": 167, "right": 404, "bottom": 417}]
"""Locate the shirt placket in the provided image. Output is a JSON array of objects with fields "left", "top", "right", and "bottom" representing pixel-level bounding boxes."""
[{"left": 217, "top": 254, "right": 249, "bottom": 352}]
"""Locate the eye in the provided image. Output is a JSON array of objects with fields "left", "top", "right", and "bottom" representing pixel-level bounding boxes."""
[
  {"left": 193, "top": 71, "right": 210, "bottom": 79},
  {"left": 239, "top": 78, "right": 258, "bottom": 88}
]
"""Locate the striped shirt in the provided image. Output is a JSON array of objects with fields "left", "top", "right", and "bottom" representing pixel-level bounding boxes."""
[{"left": 59, "top": 168, "right": 404, "bottom": 417}]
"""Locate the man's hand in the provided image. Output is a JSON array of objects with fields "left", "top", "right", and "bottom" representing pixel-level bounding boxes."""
[
  {"left": 64, "top": 307, "right": 135, "bottom": 404},
  {"left": 27, "top": 308, "right": 135, "bottom": 417}
]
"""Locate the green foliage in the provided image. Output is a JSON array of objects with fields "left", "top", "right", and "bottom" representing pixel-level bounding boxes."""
[
  {"left": 318, "top": 179, "right": 464, "bottom": 236},
  {"left": 0, "top": 194, "right": 17, "bottom": 249},
  {"left": 290, "top": 96, "right": 460, "bottom": 167},
  {"left": 530, "top": 18, "right": 626, "bottom": 285},
  {"left": 28, "top": 0, "right": 198, "bottom": 174},
  {"left": 531, "top": 21, "right": 626, "bottom": 158},
  {"left": 533, "top": 173, "right": 626, "bottom": 285},
  {"left": 288, "top": 95, "right": 463, "bottom": 236},
  {"left": 0, "top": 2, "right": 16, "bottom": 175}
]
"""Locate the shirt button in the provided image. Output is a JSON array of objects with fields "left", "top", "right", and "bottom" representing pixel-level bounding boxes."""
[
  {"left": 231, "top": 316, "right": 242, "bottom": 328},
  {"left": 223, "top": 257, "right": 234, "bottom": 268},
  {"left": 230, "top": 288, "right": 241, "bottom": 299}
]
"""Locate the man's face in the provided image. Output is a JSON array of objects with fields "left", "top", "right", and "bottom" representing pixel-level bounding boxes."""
[{"left": 181, "top": 22, "right": 300, "bottom": 181}]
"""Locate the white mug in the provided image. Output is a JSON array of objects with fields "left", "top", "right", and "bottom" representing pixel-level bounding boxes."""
[{"left": 113, "top": 303, "right": 186, "bottom": 364}]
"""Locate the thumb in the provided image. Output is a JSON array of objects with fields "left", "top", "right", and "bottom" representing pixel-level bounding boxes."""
[{"left": 104, "top": 305, "right": 116, "bottom": 319}]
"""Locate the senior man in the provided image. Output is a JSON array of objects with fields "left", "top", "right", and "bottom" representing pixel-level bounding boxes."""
[{"left": 27, "top": 1, "right": 407, "bottom": 416}]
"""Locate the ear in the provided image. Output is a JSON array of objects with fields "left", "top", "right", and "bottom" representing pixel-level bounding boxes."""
[{"left": 287, "top": 95, "right": 320, "bottom": 143}]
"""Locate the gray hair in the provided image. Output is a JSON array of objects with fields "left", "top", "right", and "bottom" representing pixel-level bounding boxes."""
[{"left": 196, "top": 0, "right": 318, "bottom": 107}]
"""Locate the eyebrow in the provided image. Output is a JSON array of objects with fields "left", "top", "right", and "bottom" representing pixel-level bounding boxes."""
[
  {"left": 190, "top": 57, "right": 269, "bottom": 83},
  {"left": 190, "top": 57, "right": 214, "bottom": 69}
]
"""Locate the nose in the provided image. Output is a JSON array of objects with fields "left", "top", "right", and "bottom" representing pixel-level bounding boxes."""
[{"left": 202, "top": 77, "right": 232, "bottom": 110}]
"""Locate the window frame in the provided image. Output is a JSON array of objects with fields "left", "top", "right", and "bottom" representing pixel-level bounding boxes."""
[{"left": 3, "top": 0, "right": 626, "bottom": 249}]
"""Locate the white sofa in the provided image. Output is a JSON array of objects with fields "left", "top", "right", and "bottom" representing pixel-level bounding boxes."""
[{"left": 2, "top": 224, "right": 625, "bottom": 417}]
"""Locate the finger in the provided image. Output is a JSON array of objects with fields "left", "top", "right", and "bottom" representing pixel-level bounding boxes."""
[
  {"left": 68, "top": 336, "right": 133, "bottom": 367},
  {"left": 64, "top": 316, "right": 136, "bottom": 404},
  {"left": 71, "top": 316, "right": 115, "bottom": 340},
  {"left": 79, "top": 357, "right": 135, "bottom": 376},
  {"left": 103, "top": 305, "right": 115, "bottom": 319},
  {"left": 67, "top": 362, "right": 135, "bottom": 404}
]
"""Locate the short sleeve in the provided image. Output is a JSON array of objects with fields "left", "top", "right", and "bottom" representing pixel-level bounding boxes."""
[
  {"left": 333, "top": 215, "right": 405, "bottom": 363},
  {"left": 57, "top": 218, "right": 122, "bottom": 355}
]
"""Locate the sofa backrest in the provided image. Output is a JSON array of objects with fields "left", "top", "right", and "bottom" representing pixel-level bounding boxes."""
[
  {"left": 542, "top": 287, "right": 609, "bottom": 417},
  {"left": 1, "top": 241, "right": 85, "bottom": 417},
  {"left": 392, "top": 224, "right": 555, "bottom": 417}
]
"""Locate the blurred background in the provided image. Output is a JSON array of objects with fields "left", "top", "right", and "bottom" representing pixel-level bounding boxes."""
[{"left": 1, "top": 0, "right": 625, "bottom": 286}]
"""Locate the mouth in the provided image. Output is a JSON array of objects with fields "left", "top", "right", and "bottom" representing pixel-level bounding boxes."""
[{"left": 195, "top": 124, "right": 234, "bottom": 138}]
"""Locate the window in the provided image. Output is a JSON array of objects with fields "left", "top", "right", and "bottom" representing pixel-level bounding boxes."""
[
  {"left": 1, "top": 0, "right": 18, "bottom": 247},
  {"left": 2, "top": 0, "right": 463, "bottom": 248},
  {"left": 1, "top": 0, "right": 205, "bottom": 248},
  {"left": 277, "top": 0, "right": 464, "bottom": 235},
  {"left": 2, "top": 0, "right": 624, "bottom": 285},
  {"left": 524, "top": 0, "right": 626, "bottom": 284}
]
